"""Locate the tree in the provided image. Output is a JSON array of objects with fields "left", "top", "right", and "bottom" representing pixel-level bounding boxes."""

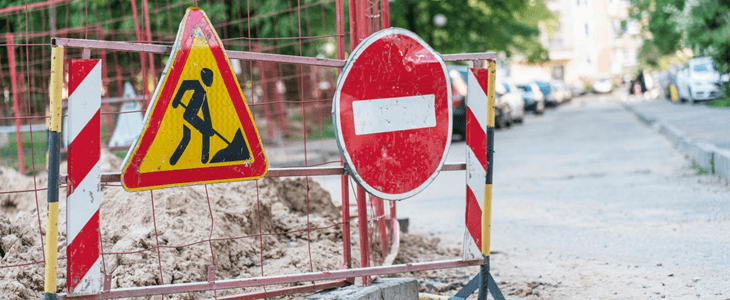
[{"left": 389, "top": 0, "right": 553, "bottom": 63}]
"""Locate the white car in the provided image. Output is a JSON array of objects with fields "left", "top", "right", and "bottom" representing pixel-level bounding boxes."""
[
  {"left": 496, "top": 77, "right": 525, "bottom": 124},
  {"left": 592, "top": 78, "right": 612, "bottom": 94},
  {"left": 676, "top": 57, "right": 724, "bottom": 103}
]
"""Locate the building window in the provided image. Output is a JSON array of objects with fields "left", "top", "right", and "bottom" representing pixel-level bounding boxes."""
[{"left": 585, "top": 24, "right": 589, "bottom": 37}]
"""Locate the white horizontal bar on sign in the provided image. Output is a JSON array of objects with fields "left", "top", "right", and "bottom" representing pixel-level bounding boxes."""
[{"left": 352, "top": 95, "right": 436, "bottom": 135}]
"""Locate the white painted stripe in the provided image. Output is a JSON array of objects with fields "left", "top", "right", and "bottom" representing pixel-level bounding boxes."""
[
  {"left": 466, "top": 146, "right": 486, "bottom": 210},
  {"left": 67, "top": 161, "right": 101, "bottom": 244},
  {"left": 351, "top": 95, "right": 436, "bottom": 135},
  {"left": 68, "top": 61, "right": 102, "bottom": 143},
  {"left": 467, "top": 69, "right": 488, "bottom": 132},
  {"left": 72, "top": 258, "right": 102, "bottom": 295}
]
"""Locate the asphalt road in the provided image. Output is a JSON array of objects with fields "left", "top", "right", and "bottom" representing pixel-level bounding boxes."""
[
  {"left": 396, "top": 93, "right": 730, "bottom": 299},
  {"left": 311, "top": 92, "right": 729, "bottom": 299}
]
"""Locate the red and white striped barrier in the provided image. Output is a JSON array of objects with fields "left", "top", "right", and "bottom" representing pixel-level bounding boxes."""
[
  {"left": 66, "top": 59, "right": 102, "bottom": 295},
  {"left": 465, "top": 68, "right": 489, "bottom": 253}
]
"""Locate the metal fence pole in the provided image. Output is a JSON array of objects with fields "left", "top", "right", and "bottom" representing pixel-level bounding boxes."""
[
  {"left": 6, "top": 33, "right": 26, "bottom": 174},
  {"left": 44, "top": 45, "right": 64, "bottom": 300}
]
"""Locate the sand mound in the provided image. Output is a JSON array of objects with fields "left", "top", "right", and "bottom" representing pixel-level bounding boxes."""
[{"left": 0, "top": 154, "right": 345, "bottom": 299}]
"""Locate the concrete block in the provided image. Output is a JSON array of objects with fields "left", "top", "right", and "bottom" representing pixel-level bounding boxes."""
[
  {"left": 304, "top": 278, "right": 418, "bottom": 300},
  {"left": 687, "top": 141, "right": 716, "bottom": 172},
  {"left": 713, "top": 147, "right": 730, "bottom": 182}
]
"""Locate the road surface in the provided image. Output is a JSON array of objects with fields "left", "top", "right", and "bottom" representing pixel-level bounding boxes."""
[{"left": 399, "top": 93, "right": 730, "bottom": 299}]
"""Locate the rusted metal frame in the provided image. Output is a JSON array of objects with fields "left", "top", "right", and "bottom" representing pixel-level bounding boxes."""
[
  {"left": 141, "top": 0, "right": 156, "bottom": 85},
  {"left": 335, "top": 0, "right": 354, "bottom": 285},
  {"left": 129, "top": 0, "right": 149, "bottom": 107},
  {"left": 56, "top": 259, "right": 483, "bottom": 299},
  {"left": 442, "top": 53, "right": 497, "bottom": 62},
  {"left": 6, "top": 33, "right": 26, "bottom": 175},
  {"left": 211, "top": 279, "right": 348, "bottom": 300},
  {"left": 381, "top": 0, "right": 390, "bottom": 29},
  {"left": 97, "top": 27, "right": 113, "bottom": 137},
  {"left": 353, "top": 0, "right": 373, "bottom": 286},
  {"left": 52, "top": 38, "right": 497, "bottom": 67},
  {"left": 254, "top": 45, "right": 275, "bottom": 141},
  {"left": 356, "top": 186, "right": 370, "bottom": 285},
  {"left": 60, "top": 96, "right": 144, "bottom": 108},
  {"left": 0, "top": 0, "right": 65, "bottom": 14},
  {"left": 374, "top": 197, "right": 389, "bottom": 259},
  {"left": 52, "top": 38, "right": 345, "bottom": 67},
  {"left": 59, "top": 163, "right": 467, "bottom": 184}
]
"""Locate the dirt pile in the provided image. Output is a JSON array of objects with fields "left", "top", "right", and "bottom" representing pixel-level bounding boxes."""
[{"left": 0, "top": 152, "right": 345, "bottom": 299}]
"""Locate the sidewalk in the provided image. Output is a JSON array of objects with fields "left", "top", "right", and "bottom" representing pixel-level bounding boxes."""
[{"left": 623, "top": 97, "right": 730, "bottom": 181}]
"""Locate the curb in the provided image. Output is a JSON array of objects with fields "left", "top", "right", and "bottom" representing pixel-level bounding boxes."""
[
  {"left": 622, "top": 103, "right": 730, "bottom": 182},
  {"left": 304, "top": 278, "right": 418, "bottom": 300}
]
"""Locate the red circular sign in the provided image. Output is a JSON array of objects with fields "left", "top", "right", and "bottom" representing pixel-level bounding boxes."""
[{"left": 333, "top": 28, "right": 452, "bottom": 200}]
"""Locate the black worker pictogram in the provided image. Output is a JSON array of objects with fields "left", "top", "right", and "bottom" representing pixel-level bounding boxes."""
[{"left": 169, "top": 68, "right": 251, "bottom": 165}]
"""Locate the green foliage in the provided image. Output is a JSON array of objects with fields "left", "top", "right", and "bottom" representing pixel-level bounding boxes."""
[
  {"left": 0, "top": 131, "right": 47, "bottom": 174},
  {"left": 681, "top": 1, "right": 730, "bottom": 74},
  {"left": 629, "top": 0, "right": 685, "bottom": 68},
  {"left": 707, "top": 97, "right": 730, "bottom": 108},
  {"left": 632, "top": 0, "right": 730, "bottom": 75},
  {"left": 692, "top": 162, "right": 709, "bottom": 175},
  {"left": 389, "top": 0, "right": 553, "bottom": 63}
]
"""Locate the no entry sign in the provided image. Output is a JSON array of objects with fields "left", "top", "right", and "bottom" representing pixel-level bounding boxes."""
[{"left": 333, "top": 28, "right": 452, "bottom": 200}]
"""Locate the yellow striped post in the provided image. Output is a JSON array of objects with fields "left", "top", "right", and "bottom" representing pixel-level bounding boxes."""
[
  {"left": 482, "top": 60, "right": 496, "bottom": 256},
  {"left": 44, "top": 45, "right": 63, "bottom": 300},
  {"left": 477, "top": 59, "right": 499, "bottom": 300}
]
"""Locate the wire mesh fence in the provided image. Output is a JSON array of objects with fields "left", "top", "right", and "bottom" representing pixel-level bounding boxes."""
[
  {"left": 0, "top": 1, "right": 409, "bottom": 299},
  {"left": 0, "top": 0, "right": 490, "bottom": 299}
]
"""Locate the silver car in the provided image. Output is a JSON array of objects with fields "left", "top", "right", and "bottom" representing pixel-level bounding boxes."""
[{"left": 677, "top": 57, "right": 724, "bottom": 103}]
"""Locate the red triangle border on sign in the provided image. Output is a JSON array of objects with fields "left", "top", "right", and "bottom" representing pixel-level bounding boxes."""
[{"left": 121, "top": 7, "right": 267, "bottom": 191}]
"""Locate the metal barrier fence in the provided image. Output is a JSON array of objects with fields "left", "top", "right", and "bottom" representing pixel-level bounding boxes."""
[{"left": 0, "top": 1, "right": 495, "bottom": 299}]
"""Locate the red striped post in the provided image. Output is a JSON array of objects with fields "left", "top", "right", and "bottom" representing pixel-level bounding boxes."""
[
  {"left": 66, "top": 59, "right": 103, "bottom": 296},
  {"left": 465, "top": 68, "right": 490, "bottom": 253}
]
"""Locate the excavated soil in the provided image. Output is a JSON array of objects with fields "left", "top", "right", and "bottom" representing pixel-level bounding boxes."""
[{"left": 0, "top": 151, "right": 350, "bottom": 299}]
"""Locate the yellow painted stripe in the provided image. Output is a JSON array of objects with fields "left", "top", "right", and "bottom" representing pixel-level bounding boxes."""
[
  {"left": 482, "top": 184, "right": 492, "bottom": 255},
  {"left": 44, "top": 201, "right": 59, "bottom": 293},
  {"left": 486, "top": 60, "right": 496, "bottom": 129},
  {"left": 49, "top": 46, "right": 64, "bottom": 133}
]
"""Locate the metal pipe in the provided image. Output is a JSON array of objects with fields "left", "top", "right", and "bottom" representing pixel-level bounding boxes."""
[
  {"left": 373, "top": 196, "right": 389, "bottom": 259},
  {"left": 61, "top": 163, "right": 467, "bottom": 184},
  {"left": 0, "top": 0, "right": 65, "bottom": 14},
  {"left": 357, "top": 0, "right": 369, "bottom": 44},
  {"left": 141, "top": 0, "right": 156, "bottom": 85},
  {"left": 356, "top": 186, "right": 369, "bottom": 285},
  {"left": 129, "top": 0, "right": 149, "bottom": 107},
  {"left": 335, "top": 0, "right": 353, "bottom": 284},
  {"left": 52, "top": 38, "right": 498, "bottom": 67},
  {"left": 6, "top": 33, "right": 26, "bottom": 175},
  {"left": 211, "top": 279, "right": 348, "bottom": 300},
  {"left": 348, "top": 0, "right": 357, "bottom": 51},
  {"left": 381, "top": 0, "right": 390, "bottom": 29},
  {"left": 44, "top": 45, "right": 64, "bottom": 300},
  {"left": 97, "top": 28, "right": 112, "bottom": 136},
  {"left": 56, "top": 259, "right": 483, "bottom": 299}
]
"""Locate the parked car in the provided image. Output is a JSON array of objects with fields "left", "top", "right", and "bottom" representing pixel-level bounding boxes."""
[
  {"left": 592, "top": 78, "right": 612, "bottom": 93},
  {"left": 535, "top": 80, "right": 563, "bottom": 106},
  {"left": 448, "top": 66, "right": 512, "bottom": 139},
  {"left": 570, "top": 84, "right": 587, "bottom": 96},
  {"left": 554, "top": 81, "right": 572, "bottom": 101},
  {"left": 676, "top": 57, "right": 724, "bottom": 103},
  {"left": 497, "top": 78, "right": 525, "bottom": 124},
  {"left": 515, "top": 82, "right": 545, "bottom": 115}
]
